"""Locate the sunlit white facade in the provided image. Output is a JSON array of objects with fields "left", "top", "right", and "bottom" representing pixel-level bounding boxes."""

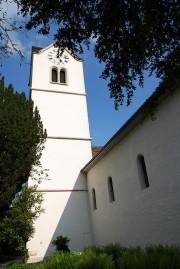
[
  {"left": 28, "top": 44, "right": 180, "bottom": 262},
  {"left": 28, "top": 44, "right": 92, "bottom": 262}
]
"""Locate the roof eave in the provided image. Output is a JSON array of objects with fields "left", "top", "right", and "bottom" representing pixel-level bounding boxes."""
[
  {"left": 82, "top": 110, "right": 142, "bottom": 173},
  {"left": 81, "top": 81, "right": 177, "bottom": 173}
]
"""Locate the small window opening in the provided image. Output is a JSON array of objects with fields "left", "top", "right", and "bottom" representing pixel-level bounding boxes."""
[
  {"left": 92, "top": 188, "right": 97, "bottom": 210},
  {"left": 108, "top": 177, "right": 115, "bottom": 202},
  {"left": 60, "top": 69, "right": 66, "bottom": 83},
  {"left": 52, "top": 68, "right": 58, "bottom": 82},
  {"left": 137, "top": 154, "right": 150, "bottom": 189}
]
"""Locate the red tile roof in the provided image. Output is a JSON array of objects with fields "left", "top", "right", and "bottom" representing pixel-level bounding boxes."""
[{"left": 92, "top": 146, "right": 103, "bottom": 157}]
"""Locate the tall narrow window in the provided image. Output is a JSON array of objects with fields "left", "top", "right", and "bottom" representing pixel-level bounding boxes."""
[
  {"left": 52, "top": 68, "right": 57, "bottom": 82},
  {"left": 108, "top": 177, "right": 115, "bottom": 202},
  {"left": 137, "top": 154, "right": 150, "bottom": 189},
  {"left": 60, "top": 69, "right": 66, "bottom": 83},
  {"left": 92, "top": 188, "right": 97, "bottom": 210}
]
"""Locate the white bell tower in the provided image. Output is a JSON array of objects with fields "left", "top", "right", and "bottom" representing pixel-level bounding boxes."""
[{"left": 27, "top": 44, "right": 92, "bottom": 262}]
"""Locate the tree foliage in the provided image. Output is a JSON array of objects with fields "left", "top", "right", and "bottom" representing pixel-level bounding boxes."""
[
  {"left": 0, "top": 0, "right": 24, "bottom": 60},
  {"left": 0, "top": 185, "right": 44, "bottom": 261},
  {"left": 0, "top": 77, "right": 47, "bottom": 217},
  {"left": 15, "top": 0, "right": 179, "bottom": 108}
]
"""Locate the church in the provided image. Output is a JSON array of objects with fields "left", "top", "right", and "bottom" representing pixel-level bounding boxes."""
[{"left": 27, "top": 44, "right": 180, "bottom": 262}]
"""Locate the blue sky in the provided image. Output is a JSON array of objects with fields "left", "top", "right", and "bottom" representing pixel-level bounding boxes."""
[{"left": 1, "top": 1, "right": 160, "bottom": 146}]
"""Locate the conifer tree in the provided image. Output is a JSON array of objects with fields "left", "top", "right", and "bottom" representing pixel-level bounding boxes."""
[{"left": 0, "top": 77, "right": 46, "bottom": 217}]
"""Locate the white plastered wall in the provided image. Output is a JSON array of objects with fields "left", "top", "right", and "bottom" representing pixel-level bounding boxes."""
[
  {"left": 87, "top": 90, "right": 180, "bottom": 247},
  {"left": 27, "top": 191, "right": 92, "bottom": 262},
  {"left": 31, "top": 91, "right": 90, "bottom": 139},
  {"left": 27, "top": 44, "right": 92, "bottom": 262},
  {"left": 30, "top": 46, "right": 86, "bottom": 94},
  {"left": 29, "top": 139, "right": 92, "bottom": 190}
]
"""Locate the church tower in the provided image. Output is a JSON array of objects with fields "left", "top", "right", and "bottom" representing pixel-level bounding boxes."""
[{"left": 27, "top": 44, "right": 92, "bottom": 262}]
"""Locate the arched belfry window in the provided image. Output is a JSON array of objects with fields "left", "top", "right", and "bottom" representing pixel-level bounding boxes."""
[
  {"left": 108, "top": 177, "right": 115, "bottom": 202},
  {"left": 52, "top": 68, "right": 58, "bottom": 82},
  {"left": 92, "top": 188, "right": 97, "bottom": 210},
  {"left": 137, "top": 154, "right": 150, "bottom": 189},
  {"left": 60, "top": 69, "right": 66, "bottom": 84}
]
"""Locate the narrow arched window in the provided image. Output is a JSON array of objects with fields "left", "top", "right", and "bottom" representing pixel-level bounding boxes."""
[
  {"left": 60, "top": 69, "right": 66, "bottom": 83},
  {"left": 52, "top": 68, "right": 58, "bottom": 82},
  {"left": 92, "top": 188, "right": 97, "bottom": 210},
  {"left": 108, "top": 177, "right": 115, "bottom": 202},
  {"left": 137, "top": 154, "right": 150, "bottom": 189}
]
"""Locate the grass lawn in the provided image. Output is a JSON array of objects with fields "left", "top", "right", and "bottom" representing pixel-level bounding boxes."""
[{"left": 6, "top": 244, "right": 180, "bottom": 269}]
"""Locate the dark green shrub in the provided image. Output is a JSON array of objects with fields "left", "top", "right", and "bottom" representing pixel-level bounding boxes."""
[{"left": 52, "top": 235, "right": 70, "bottom": 252}]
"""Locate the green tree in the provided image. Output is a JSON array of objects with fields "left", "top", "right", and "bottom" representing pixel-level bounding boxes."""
[
  {"left": 0, "top": 0, "right": 24, "bottom": 60},
  {"left": 0, "top": 185, "right": 44, "bottom": 261},
  {"left": 0, "top": 77, "right": 47, "bottom": 218},
  {"left": 15, "top": 0, "right": 179, "bottom": 108}
]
